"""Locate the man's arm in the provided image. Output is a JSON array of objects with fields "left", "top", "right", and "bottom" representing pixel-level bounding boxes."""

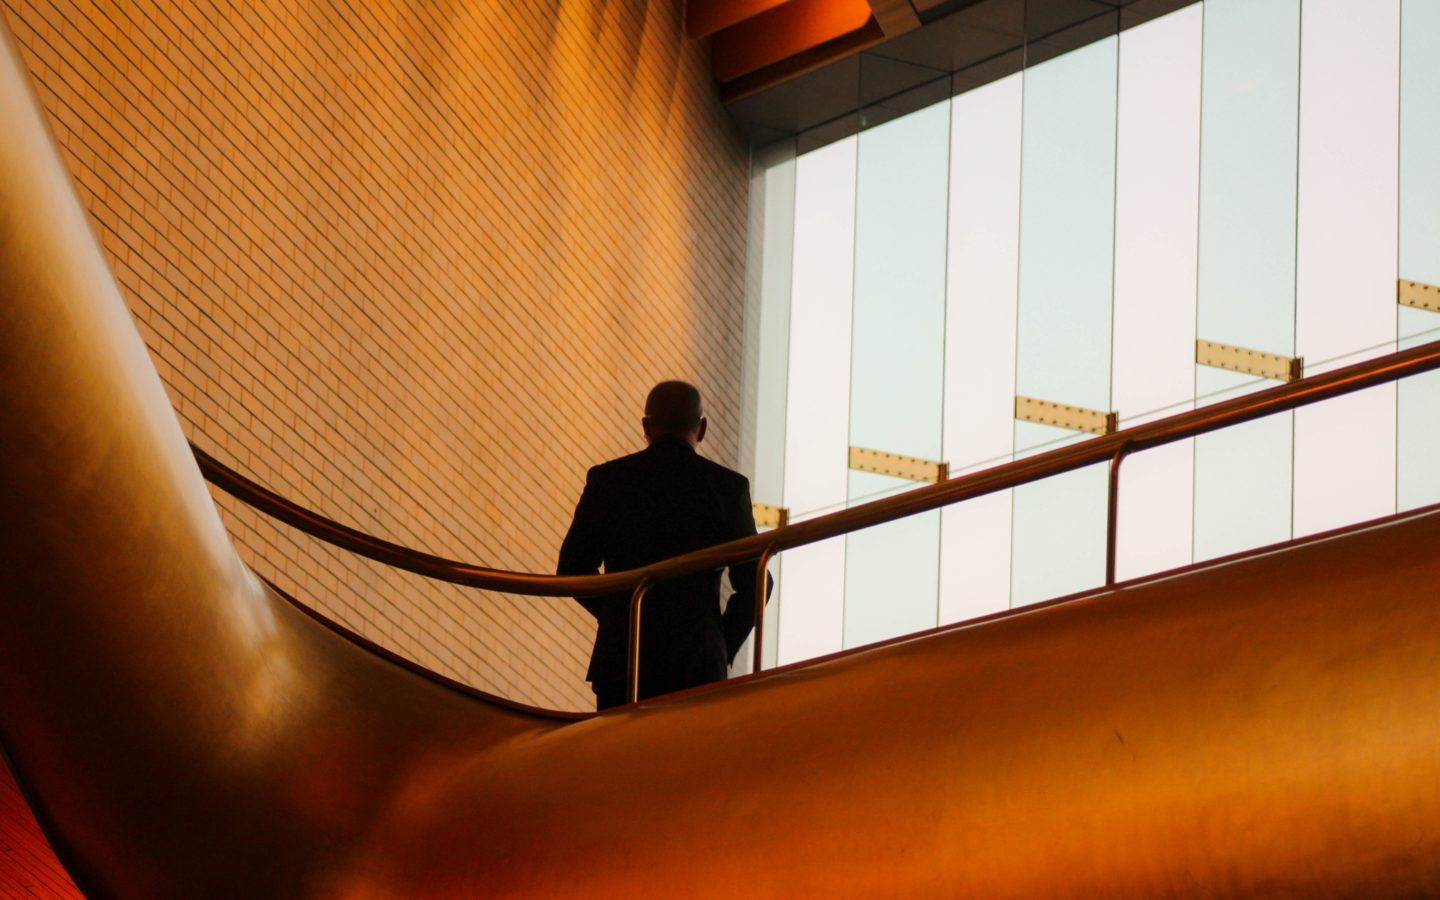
[
  {"left": 557, "top": 469, "right": 607, "bottom": 617},
  {"left": 720, "top": 477, "right": 773, "bottom": 664}
]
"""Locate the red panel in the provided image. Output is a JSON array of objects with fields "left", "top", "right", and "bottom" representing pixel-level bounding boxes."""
[
  {"left": 711, "top": 0, "right": 875, "bottom": 82},
  {"left": 686, "top": 0, "right": 795, "bottom": 38},
  {"left": 0, "top": 762, "right": 82, "bottom": 898}
]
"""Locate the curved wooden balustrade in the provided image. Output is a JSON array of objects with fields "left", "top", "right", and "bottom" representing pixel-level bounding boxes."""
[{"left": 8, "top": 10, "right": 1440, "bottom": 895}]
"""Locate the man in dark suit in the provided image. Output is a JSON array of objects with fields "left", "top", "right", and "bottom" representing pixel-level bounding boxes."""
[{"left": 558, "top": 381, "right": 768, "bottom": 710}]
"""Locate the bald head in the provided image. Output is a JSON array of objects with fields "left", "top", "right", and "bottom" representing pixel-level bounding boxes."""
[{"left": 643, "top": 381, "right": 706, "bottom": 445}]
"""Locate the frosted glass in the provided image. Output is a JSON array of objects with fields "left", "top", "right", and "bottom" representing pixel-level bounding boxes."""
[
  {"left": 1011, "top": 425, "right": 1108, "bottom": 606},
  {"left": 1193, "top": 369, "right": 1293, "bottom": 561},
  {"left": 1011, "top": 37, "right": 1117, "bottom": 605},
  {"left": 1398, "top": 0, "right": 1440, "bottom": 512},
  {"left": 939, "top": 73, "right": 1022, "bottom": 625},
  {"left": 733, "top": 143, "right": 795, "bottom": 673},
  {"left": 1292, "top": 0, "right": 1399, "bottom": 537},
  {"left": 1194, "top": 0, "right": 1300, "bottom": 559},
  {"left": 1111, "top": 6, "right": 1202, "bottom": 580},
  {"left": 843, "top": 102, "right": 950, "bottom": 648},
  {"left": 775, "top": 137, "right": 857, "bottom": 666},
  {"left": 1195, "top": 0, "right": 1300, "bottom": 356},
  {"left": 1014, "top": 37, "right": 1117, "bottom": 416}
]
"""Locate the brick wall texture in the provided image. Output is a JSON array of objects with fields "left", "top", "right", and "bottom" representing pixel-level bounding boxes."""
[{"left": 1, "top": 0, "right": 751, "bottom": 712}]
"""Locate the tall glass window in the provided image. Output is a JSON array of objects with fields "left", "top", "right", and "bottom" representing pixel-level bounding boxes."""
[
  {"left": 1399, "top": 0, "right": 1440, "bottom": 512},
  {"left": 738, "top": 0, "right": 1440, "bottom": 671},
  {"left": 1193, "top": 0, "right": 1300, "bottom": 562},
  {"left": 1011, "top": 35, "right": 1118, "bottom": 606},
  {"left": 939, "top": 72, "right": 1023, "bottom": 624},
  {"left": 776, "top": 137, "right": 858, "bottom": 665},
  {"left": 1111, "top": 6, "right": 1202, "bottom": 581},
  {"left": 843, "top": 102, "right": 950, "bottom": 648},
  {"left": 1292, "top": 0, "right": 1399, "bottom": 538}
]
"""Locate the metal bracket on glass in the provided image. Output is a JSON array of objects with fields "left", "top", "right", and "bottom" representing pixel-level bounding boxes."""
[
  {"left": 1014, "top": 396, "right": 1118, "bottom": 436},
  {"left": 1399, "top": 279, "right": 1440, "bottom": 313},
  {"left": 1196, "top": 339, "right": 1303, "bottom": 383},
  {"left": 751, "top": 503, "right": 789, "bottom": 530},
  {"left": 848, "top": 446, "right": 949, "bottom": 483}
]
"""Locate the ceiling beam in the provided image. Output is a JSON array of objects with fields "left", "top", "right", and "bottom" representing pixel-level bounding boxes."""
[{"left": 867, "top": 0, "right": 922, "bottom": 36}]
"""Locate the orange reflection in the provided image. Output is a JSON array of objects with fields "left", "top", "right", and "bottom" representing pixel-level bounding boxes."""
[{"left": 711, "top": 0, "right": 875, "bottom": 82}]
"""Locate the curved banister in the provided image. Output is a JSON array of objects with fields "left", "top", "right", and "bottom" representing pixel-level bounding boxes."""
[
  {"left": 197, "top": 337, "right": 1440, "bottom": 701},
  {"left": 195, "top": 336, "right": 1440, "bottom": 599}
]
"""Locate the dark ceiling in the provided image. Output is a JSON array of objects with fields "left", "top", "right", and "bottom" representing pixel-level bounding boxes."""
[{"left": 724, "top": 0, "right": 1201, "bottom": 151}]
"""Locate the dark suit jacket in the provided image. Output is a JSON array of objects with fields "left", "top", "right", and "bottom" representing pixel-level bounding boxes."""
[{"left": 557, "top": 437, "right": 765, "bottom": 699}]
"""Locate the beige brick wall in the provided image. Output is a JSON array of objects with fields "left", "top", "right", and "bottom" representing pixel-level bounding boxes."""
[{"left": 2, "top": 0, "right": 750, "bottom": 711}]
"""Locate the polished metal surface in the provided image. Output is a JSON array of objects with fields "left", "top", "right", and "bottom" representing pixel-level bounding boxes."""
[{"left": 7, "top": 11, "right": 1440, "bottom": 896}]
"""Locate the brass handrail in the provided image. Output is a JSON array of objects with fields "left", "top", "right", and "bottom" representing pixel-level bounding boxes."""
[{"left": 194, "top": 337, "right": 1440, "bottom": 703}]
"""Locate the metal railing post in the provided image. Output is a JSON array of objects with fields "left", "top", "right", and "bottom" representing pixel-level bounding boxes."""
[
  {"left": 1105, "top": 445, "right": 1129, "bottom": 587},
  {"left": 626, "top": 580, "right": 651, "bottom": 704},
  {"left": 749, "top": 507, "right": 786, "bottom": 676},
  {"left": 751, "top": 548, "right": 773, "bottom": 674}
]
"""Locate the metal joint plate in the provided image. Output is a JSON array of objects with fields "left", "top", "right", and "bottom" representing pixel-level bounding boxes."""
[
  {"left": 1400, "top": 279, "right": 1440, "bottom": 313},
  {"left": 751, "top": 503, "right": 789, "bottom": 530},
  {"left": 1014, "top": 396, "right": 1118, "bottom": 436},
  {"left": 1196, "top": 339, "right": 1303, "bottom": 383},
  {"left": 848, "top": 446, "right": 949, "bottom": 483}
]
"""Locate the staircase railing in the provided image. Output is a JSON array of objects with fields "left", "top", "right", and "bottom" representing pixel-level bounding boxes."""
[{"left": 194, "top": 337, "right": 1440, "bottom": 704}]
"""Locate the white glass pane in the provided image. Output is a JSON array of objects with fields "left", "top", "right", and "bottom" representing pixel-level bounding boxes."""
[
  {"left": 740, "top": 144, "right": 796, "bottom": 510},
  {"left": 776, "top": 137, "right": 857, "bottom": 666},
  {"left": 1011, "top": 37, "right": 1117, "bottom": 606},
  {"left": 1193, "top": 370, "right": 1293, "bottom": 561},
  {"left": 1011, "top": 426, "right": 1108, "bottom": 605},
  {"left": 844, "top": 102, "right": 950, "bottom": 648},
  {"left": 1398, "top": 0, "right": 1440, "bottom": 512},
  {"left": 939, "top": 73, "right": 1022, "bottom": 625},
  {"left": 1112, "top": 6, "right": 1202, "bottom": 580},
  {"left": 1292, "top": 0, "right": 1399, "bottom": 538},
  {"left": 1194, "top": 0, "right": 1300, "bottom": 560},
  {"left": 1014, "top": 37, "right": 1118, "bottom": 417},
  {"left": 735, "top": 142, "right": 797, "bottom": 673}
]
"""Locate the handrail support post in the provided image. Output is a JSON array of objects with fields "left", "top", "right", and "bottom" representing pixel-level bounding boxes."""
[
  {"left": 1105, "top": 444, "right": 1129, "bottom": 587},
  {"left": 751, "top": 548, "right": 774, "bottom": 675},
  {"left": 626, "top": 580, "right": 651, "bottom": 704}
]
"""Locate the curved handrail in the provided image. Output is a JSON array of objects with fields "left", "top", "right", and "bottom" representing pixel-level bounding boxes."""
[
  {"left": 197, "top": 337, "right": 1440, "bottom": 701},
  {"left": 196, "top": 337, "right": 1440, "bottom": 599}
]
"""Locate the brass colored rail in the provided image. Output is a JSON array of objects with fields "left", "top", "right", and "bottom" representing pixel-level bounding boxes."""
[{"left": 194, "top": 337, "right": 1440, "bottom": 703}]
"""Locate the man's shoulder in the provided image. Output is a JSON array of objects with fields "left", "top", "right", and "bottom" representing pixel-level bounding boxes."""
[
  {"left": 586, "top": 449, "right": 649, "bottom": 481},
  {"left": 694, "top": 456, "right": 749, "bottom": 492}
]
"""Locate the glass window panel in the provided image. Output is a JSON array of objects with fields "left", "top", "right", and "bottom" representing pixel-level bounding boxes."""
[
  {"left": 775, "top": 137, "right": 858, "bottom": 666},
  {"left": 1011, "top": 425, "right": 1108, "bottom": 606},
  {"left": 1194, "top": 0, "right": 1300, "bottom": 560},
  {"left": 1193, "top": 370, "right": 1294, "bottom": 561},
  {"left": 1398, "top": 0, "right": 1440, "bottom": 512},
  {"left": 1292, "top": 0, "right": 1399, "bottom": 538},
  {"left": 739, "top": 143, "right": 796, "bottom": 510},
  {"left": 1014, "top": 37, "right": 1118, "bottom": 417},
  {"left": 843, "top": 102, "right": 950, "bottom": 648},
  {"left": 939, "top": 73, "right": 1023, "bottom": 625},
  {"left": 734, "top": 142, "right": 797, "bottom": 673},
  {"left": 1011, "top": 36, "right": 1117, "bottom": 605},
  {"left": 1112, "top": 6, "right": 1202, "bottom": 580}
]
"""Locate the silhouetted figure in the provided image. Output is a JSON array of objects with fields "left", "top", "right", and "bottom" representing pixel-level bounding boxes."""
[{"left": 558, "top": 381, "right": 767, "bottom": 710}]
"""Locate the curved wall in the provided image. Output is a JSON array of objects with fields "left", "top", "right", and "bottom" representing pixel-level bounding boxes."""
[{"left": 0, "top": 0, "right": 749, "bottom": 711}]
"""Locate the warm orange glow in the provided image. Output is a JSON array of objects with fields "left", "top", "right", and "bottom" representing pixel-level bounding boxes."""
[
  {"left": 686, "top": 0, "right": 795, "bottom": 38},
  {"left": 711, "top": 0, "right": 875, "bottom": 82}
]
